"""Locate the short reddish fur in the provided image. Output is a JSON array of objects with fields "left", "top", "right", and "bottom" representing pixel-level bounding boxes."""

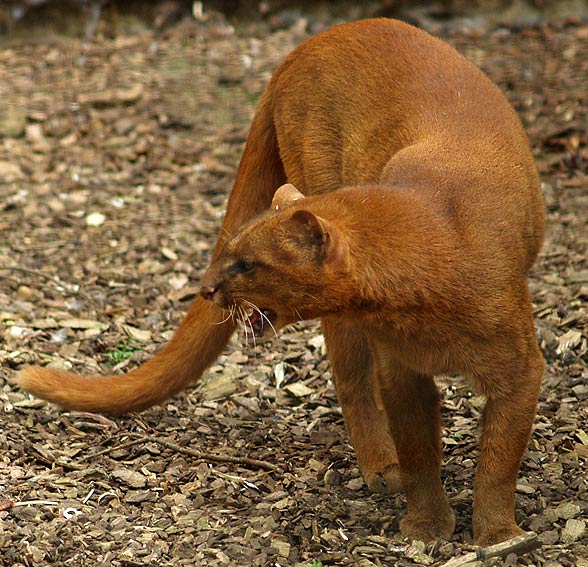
[{"left": 19, "top": 19, "right": 545, "bottom": 545}]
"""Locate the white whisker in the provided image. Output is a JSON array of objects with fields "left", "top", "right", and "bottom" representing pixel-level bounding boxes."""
[
  {"left": 238, "top": 305, "right": 249, "bottom": 349},
  {"left": 215, "top": 308, "right": 234, "bottom": 326},
  {"left": 242, "top": 305, "right": 257, "bottom": 350},
  {"left": 243, "top": 299, "right": 278, "bottom": 339},
  {"left": 259, "top": 310, "right": 278, "bottom": 338}
]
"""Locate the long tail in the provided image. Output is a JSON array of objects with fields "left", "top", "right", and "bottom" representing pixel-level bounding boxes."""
[{"left": 18, "top": 89, "right": 286, "bottom": 414}]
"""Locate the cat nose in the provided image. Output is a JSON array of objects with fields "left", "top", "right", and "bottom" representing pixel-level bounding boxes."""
[{"left": 200, "top": 285, "right": 218, "bottom": 300}]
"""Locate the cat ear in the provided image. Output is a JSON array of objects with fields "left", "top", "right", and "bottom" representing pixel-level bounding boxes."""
[
  {"left": 288, "top": 209, "right": 324, "bottom": 245},
  {"left": 287, "top": 210, "right": 347, "bottom": 268},
  {"left": 272, "top": 183, "right": 305, "bottom": 210}
]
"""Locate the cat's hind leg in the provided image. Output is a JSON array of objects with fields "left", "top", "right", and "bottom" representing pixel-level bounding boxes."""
[
  {"left": 377, "top": 360, "right": 455, "bottom": 542},
  {"left": 469, "top": 329, "right": 544, "bottom": 546},
  {"left": 322, "top": 318, "right": 401, "bottom": 495}
]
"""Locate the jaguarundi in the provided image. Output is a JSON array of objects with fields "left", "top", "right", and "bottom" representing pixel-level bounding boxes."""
[{"left": 19, "top": 18, "right": 546, "bottom": 545}]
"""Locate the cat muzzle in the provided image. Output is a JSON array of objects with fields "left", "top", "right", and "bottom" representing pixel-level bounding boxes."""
[
  {"left": 200, "top": 285, "right": 219, "bottom": 300},
  {"left": 245, "top": 308, "right": 277, "bottom": 338}
]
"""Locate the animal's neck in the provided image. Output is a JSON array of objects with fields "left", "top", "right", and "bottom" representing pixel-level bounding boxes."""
[{"left": 307, "top": 186, "right": 458, "bottom": 314}]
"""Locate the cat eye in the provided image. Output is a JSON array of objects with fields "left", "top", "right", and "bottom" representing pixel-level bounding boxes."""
[{"left": 229, "top": 259, "right": 255, "bottom": 275}]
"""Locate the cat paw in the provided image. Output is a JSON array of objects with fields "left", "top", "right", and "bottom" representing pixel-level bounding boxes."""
[
  {"left": 400, "top": 510, "right": 456, "bottom": 542},
  {"left": 363, "top": 464, "right": 402, "bottom": 494},
  {"left": 474, "top": 524, "right": 526, "bottom": 547}
]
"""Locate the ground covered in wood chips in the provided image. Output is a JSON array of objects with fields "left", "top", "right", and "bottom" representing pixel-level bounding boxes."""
[{"left": 1, "top": 4, "right": 588, "bottom": 567}]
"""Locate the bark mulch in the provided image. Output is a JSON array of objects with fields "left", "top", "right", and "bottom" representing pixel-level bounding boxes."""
[{"left": 1, "top": 5, "right": 587, "bottom": 567}]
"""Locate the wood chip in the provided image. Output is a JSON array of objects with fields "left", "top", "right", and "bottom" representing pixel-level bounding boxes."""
[
  {"left": 111, "top": 468, "right": 147, "bottom": 489},
  {"left": 562, "top": 519, "right": 586, "bottom": 543},
  {"left": 284, "top": 382, "right": 314, "bottom": 397}
]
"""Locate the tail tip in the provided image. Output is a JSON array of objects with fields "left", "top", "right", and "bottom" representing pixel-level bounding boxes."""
[
  {"left": 17, "top": 365, "right": 63, "bottom": 395},
  {"left": 17, "top": 365, "right": 42, "bottom": 391}
]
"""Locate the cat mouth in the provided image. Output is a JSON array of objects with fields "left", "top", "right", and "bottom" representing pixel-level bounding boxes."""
[{"left": 244, "top": 308, "right": 276, "bottom": 337}]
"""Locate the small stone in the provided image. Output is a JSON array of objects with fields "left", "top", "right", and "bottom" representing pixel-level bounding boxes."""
[
  {"left": 86, "top": 212, "right": 106, "bottom": 227},
  {"left": 16, "top": 285, "right": 33, "bottom": 300}
]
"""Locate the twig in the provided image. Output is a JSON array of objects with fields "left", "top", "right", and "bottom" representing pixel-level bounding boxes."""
[
  {"left": 12, "top": 499, "right": 60, "bottom": 507},
  {"left": 76, "top": 438, "right": 146, "bottom": 463},
  {"left": 440, "top": 532, "right": 541, "bottom": 567},
  {"left": 10, "top": 240, "right": 71, "bottom": 253},
  {"left": 0, "top": 499, "right": 60, "bottom": 511},
  {"left": 127, "top": 433, "right": 281, "bottom": 472},
  {"left": 64, "top": 411, "right": 120, "bottom": 430}
]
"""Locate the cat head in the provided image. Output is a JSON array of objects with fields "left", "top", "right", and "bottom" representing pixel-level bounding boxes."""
[{"left": 200, "top": 184, "right": 353, "bottom": 337}]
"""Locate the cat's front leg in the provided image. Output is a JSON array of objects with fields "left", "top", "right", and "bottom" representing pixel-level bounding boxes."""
[{"left": 322, "top": 318, "right": 401, "bottom": 494}]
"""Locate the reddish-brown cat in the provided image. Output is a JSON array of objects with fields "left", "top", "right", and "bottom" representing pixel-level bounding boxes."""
[{"left": 19, "top": 18, "right": 545, "bottom": 545}]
